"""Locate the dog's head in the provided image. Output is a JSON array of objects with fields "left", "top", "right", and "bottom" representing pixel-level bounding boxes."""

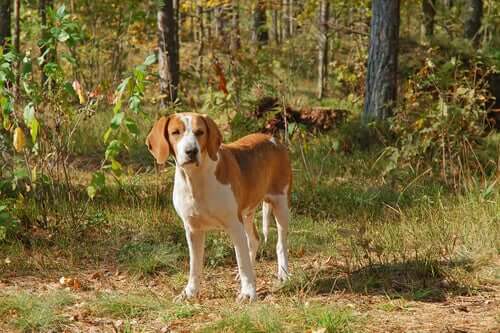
[{"left": 146, "top": 113, "right": 222, "bottom": 167}]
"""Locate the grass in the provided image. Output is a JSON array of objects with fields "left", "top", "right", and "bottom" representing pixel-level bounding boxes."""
[
  {"left": 0, "top": 112, "right": 498, "bottom": 331},
  {"left": 201, "top": 304, "right": 356, "bottom": 333},
  {"left": 0, "top": 290, "right": 75, "bottom": 331}
]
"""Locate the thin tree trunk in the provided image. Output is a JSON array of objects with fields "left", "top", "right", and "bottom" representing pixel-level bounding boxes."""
[
  {"left": 252, "top": 0, "right": 268, "bottom": 44},
  {"left": 363, "top": 0, "right": 400, "bottom": 122},
  {"left": 196, "top": 2, "right": 204, "bottom": 76},
  {"left": 231, "top": 0, "right": 240, "bottom": 51},
  {"left": 206, "top": 9, "right": 212, "bottom": 41},
  {"left": 39, "top": 0, "right": 55, "bottom": 86},
  {"left": 214, "top": 6, "right": 225, "bottom": 40},
  {"left": 421, "top": 0, "right": 436, "bottom": 44},
  {"left": 13, "top": 0, "right": 19, "bottom": 95},
  {"left": 464, "top": 0, "right": 483, "bottom": 45},
  {"left": 317, "top": 0, "right": 329, "bottom": 100},
  {"left": 282, "top": 0, "right": 289, "bottom": 40},
  {"left": 271, "top": 8, "right": 279, "bottom": 44},
  {"left": 0, "top": 0, "right": 11, "bottom": 50},
  {"left": 288, "top": 0, "right": 294, "bottom": 37},
  {"left": 158, "top": 0, "right": 180, "bottom": 106}
]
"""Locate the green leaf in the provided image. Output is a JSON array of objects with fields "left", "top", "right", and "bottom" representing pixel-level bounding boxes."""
[
  {"left": 86, "top": 185, "right": 96, "bottom": 199},
  {"left": 116, "top": 77, "right": 131, "bottom": 95},
  {"left": 56, "top": 5, "right": 66, "bottom": 18},
  {"left": 105, "top": 140, "right": 122, "bottom": 160},
  {"left": 125, "top": 119, "right": 139, "bottom": 136},
  {"left": 58, "top": 30, "right": 70, "bottom": 42},
  {"left": 30, "top": 118, "right": 39, "bottom": 143},
  {"left": 143, "top": 54, "right": 156, "bottom": 66},
  {"left": 110, "top": 112, "right": 125, "bottom": 129},
  {"left": 23, "top": 103, "right": 35, "bottom": 124},
  {"left": 91, "top": 171, "right": 106, "bottom": 189},
  {"left": 103, "top": 128, "right": 113, "bottom": 144}
]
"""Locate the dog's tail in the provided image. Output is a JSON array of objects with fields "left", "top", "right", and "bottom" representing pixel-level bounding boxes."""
[{"left": 262, "top": 202, "right": 273, "bottom": 243}]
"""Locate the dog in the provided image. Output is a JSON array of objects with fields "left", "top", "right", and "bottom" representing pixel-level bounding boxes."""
[{"left": 146, "top": 113, "right": 292, "bottom": 301}]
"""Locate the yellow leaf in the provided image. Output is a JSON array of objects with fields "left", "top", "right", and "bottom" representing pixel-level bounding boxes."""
[
  {"left": 72, "top": 80, "right": 86, "bottom": 105},
  {"left": 13, "top": 127, "right": 26, "bottom": 152}
]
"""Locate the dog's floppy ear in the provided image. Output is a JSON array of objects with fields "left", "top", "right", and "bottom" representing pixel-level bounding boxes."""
[
  {"left": 146, "top": 116, "right": 170, "bottom": 164},
  {"left": 202, "top": 115, "right": 222, "bottom": 161}
]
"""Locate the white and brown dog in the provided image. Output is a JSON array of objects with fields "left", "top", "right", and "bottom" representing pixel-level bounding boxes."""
[{"left": 146, "top": 113, "right": 292, "bottom": 301}]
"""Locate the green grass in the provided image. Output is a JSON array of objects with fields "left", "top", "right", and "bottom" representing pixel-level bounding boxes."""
[
  {"left": 90, "top": 292, "right": 167, "bottom": 319},
  {"left": 201, "top": 304, "right": 356, "bottom": 333},
  {"left": 0, "top": 290, "right": 75, "bottom": 331},
  {"left": 88, "top": 291, "right": 201, "bottom": 323}
]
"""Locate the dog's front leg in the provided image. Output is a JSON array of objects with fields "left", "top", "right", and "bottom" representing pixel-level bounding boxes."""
[
  {"left": 175, "top": 227, "right": 205, "bottom": 302},
  {"left": 227, "top": 222, "right": 257, "bottom": 302}
]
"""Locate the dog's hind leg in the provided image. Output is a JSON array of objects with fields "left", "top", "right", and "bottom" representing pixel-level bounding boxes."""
[
  {"left": 270, "top": 195, "right": 289, "bottom": 281},
  {"left": 243, "top": 209, "right": 259, "bottom": 268}
]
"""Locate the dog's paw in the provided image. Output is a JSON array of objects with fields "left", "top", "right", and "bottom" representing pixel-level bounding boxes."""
[
  {"left": 174, "top": 288, "right": 198, "bottom": 303},
  {"left": 236, "top": 289, "right": 257, "bottom": 303},
  {"left": 277, "top": 269, "right": 290, "bottom": 282}
]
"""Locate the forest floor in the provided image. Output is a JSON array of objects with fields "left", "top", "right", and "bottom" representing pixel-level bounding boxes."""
[
  {"left": 1, "top": 130, "right": 499, "bottom": 332},
  {"left": 1, "top": 257, "right": 498, "bottom": 332}
]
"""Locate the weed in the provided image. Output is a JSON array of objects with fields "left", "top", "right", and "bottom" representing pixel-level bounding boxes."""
[{"left": 0, "top": 290, "right": 75, "bottom": 331}]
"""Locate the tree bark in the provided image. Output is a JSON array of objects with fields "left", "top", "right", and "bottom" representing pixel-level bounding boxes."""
[
  {"left": 252, "top": 0, "right": 268, "bottom": 44},
  {"left": 464, "top": 0, "right": 483, "bottom": 45},
  {"left": 231, "top": 0, "right": 240, "bottom": 51},
  {"left": 0, "top": 0, "right": 11, "bottom": 50},
  {"left": 317, "top": 0, "right": 329, "bottom": 100},
  {"left": 13, "top": 0, "right": 19, "bottom": 94},
  {"left": 158, "top": 0, "right": 180, "bottom": 106},
  {"left": 282, "top": 0, "right": 289, "bottom": 40},
  {"left": 421, "top": 0, "right": 436, "bottom": 43},
  {"left": 214, "top": 5, "right": 225, "bottom": 40},
  {"left": 196, "top": 2, "right": 204, "bottom": 75},
  {"left": 288, "top": 0, "right": 294, "bottom": 37},
  {"left": 271, "top": 8, "right": 279, "bottom": 44},
  {"left": 363, "top": 0, "right": 400, "bottom": 122},
  {"left": 39, "top": 0, "right": 55, "bottom": 85}
]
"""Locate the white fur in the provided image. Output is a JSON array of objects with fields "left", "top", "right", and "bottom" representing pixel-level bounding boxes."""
[
  {"left": 172, "top": 115, "right": 257, "bottom": 302},
  {"left": 176, "top": 115, "right": 201, "bottom": 166}
]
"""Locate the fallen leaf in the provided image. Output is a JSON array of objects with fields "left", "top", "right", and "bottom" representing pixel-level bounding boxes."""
[
  {"left": 72, "top": 80, "right": 86, "bottom": 105},
  {"left": 13, "top": 127, "right": 26, "bottom": 152}
]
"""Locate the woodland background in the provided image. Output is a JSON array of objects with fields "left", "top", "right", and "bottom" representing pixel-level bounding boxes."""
[{"left": 0, "top": 0, "right": 499, "bottom": 332}]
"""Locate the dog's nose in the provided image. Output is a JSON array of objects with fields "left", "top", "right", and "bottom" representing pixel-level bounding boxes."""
[{"left": 185, "top": 147, "right": 198, "bottom": 158}]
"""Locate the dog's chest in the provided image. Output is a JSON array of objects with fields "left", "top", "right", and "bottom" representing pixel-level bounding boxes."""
[{"left": 172, "top": 168, "right": 238, "bottom": 230}]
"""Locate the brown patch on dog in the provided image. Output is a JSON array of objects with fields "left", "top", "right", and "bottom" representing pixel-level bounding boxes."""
[
  {"left": 146, "top": 116, "right": 170, "bottom": 164},
  {"left": 215, "top": 133, "right": 292, "bottom": 222}
]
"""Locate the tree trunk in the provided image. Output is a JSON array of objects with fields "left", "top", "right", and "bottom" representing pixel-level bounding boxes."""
[
  {"left": 288, "top": 0, "right": 294, "bottom": 37},
  {"left": 0, "top": 0, "right": 11, "bottom": 50},
  {"left": 231, "top": 0, "right": 240, "bottom": 52},
  {"left": 158, "top": 0, "right": 180, "bottom": 106},
  {"left": 252, "top": 0, "right": 268, "bottom": 44},
  {"left": 317, "top": 0, "right": 329, "bottom": 100},
  {"left": 196, "top": 2, "right": 204, "bottom": 75},
  {"left": 271, "top": 8, "right": 279, "bottom": 44},
  {"left": 421, "top": 0, "right": 436, "bottom": 43},
  {"left": 39, "top": 0, "right": 55, "bottom": 85},
  {"left": 214, "top": 6, "right": 225, "bottom": 40},
  {"left": 13, "top": 0, "right": 19, "bottom": 95},
  {"left": 443, "top": 0, "right": 453, "bottom": 8},
  {"left": 282, "top": 0, "right": 289, "bottom": 40},
  {"left": 464, "top": 0, "right": 483, "bottom": 45},
  {"left": 363, "top": 0, "right": 400, "bottom": 122}
]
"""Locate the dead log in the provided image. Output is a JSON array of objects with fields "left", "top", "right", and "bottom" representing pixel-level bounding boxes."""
[{"left": 254, "top": 97, "right": 348, "bottom": 134}]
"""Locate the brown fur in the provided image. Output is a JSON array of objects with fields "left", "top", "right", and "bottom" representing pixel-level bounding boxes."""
[
  {"left": 215, "top": 133, "right": 292, "bottom": 222},
  {"left": 147, "top": 114, "right": 292, "bottom": 224}
]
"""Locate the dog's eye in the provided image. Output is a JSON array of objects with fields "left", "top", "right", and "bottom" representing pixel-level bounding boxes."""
[
  {"left": 194, "top": 130, "right": 204, "bottom": 136},
  {"left": 171, "top": 130, "right": 180, "bottom": 136}
]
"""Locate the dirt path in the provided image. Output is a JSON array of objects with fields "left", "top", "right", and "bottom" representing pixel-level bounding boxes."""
[{"left": 1, "top": 262, "right": 498, "bottom": 332}]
